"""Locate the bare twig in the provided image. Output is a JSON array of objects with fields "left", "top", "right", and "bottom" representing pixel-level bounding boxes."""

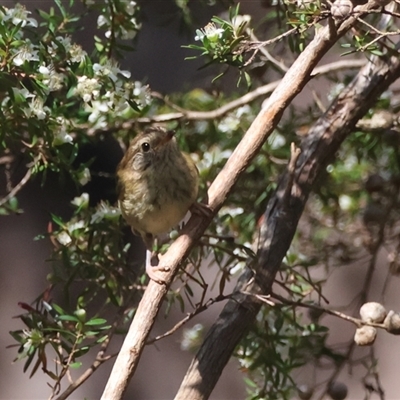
[
  {"left": 147, "top": 294, "right": 228, "bottom": 345},
  {"left": 0, "top": 158, "right": 37, "bottom": 207},
  {"left": 268, "top": 292, "right": 386, "bottom": 329},
  {"left": 246, "top": 30, "right": 289, "bottom": 72}
]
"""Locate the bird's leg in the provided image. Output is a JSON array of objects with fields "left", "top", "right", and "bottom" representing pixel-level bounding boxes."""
[{"left": 143, "top": 233, "right": 170, "bottom": 284}]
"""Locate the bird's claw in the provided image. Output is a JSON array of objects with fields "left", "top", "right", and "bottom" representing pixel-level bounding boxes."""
[
  {"left": 146, "top": 250, "right": 169, "bottom": 284},
  {"left": 190, "top": 202, "right": 213, "bottom": 218}
]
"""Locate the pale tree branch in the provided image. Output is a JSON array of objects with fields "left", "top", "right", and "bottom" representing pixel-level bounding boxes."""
[{"left": 100, "top": 2, "right": 389, "bottom": 400}]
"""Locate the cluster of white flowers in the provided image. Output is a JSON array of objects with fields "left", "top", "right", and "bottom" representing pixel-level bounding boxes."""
[
  {"left": 93, "top": 60, "right": 131, "bottom": 82},
  {"left": 97, "top": 1, "right": 141, "bottom": 40},
  {"left": 196, "top": 146, "right": 232, "bottom": 175},
  {"left": 23, "top": 97, "right": 50, "bottom": 120},
  {"left": 1, "top": 4, "right": 38, "bottom": 28},
  {"left": 90, "top": 202, "right": 121, "bottom": 224},
  {"left": 74, "top": 76, "right": 102, "bottom": 103},
  {"left": 48, "top": 36, "right": 87, "bottom": 64},
  {"left": 82, "top": 80, "right": 151, "bottom": 128},
  {"left": 39, "top": 64, "right": 64, "bottom": 92},
  {"left": 56, "top": 219, "right": 86, "bottom": 246},
  {"left": 12, "top": 40, "right": 39, "bottom": 66},
  {"left": 218, "top": 105, "right": 252, "bottom": 134}
]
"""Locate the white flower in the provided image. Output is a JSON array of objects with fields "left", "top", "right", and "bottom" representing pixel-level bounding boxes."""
[
  {"left": 55, "top": 36, "right": 72, "bottom": 50},
  {"left": 56, "top": 231, "right": 72, "bottom": 246},
  {"left": 268, "top": 132, "right": 286, "bottom": 150},
  {"left": 67, "top": 220, "right": 86, "bottom": 233},
  {"left": 12, "top": 87, "right": 34, "bottom": 100},
  {"left": 3, "top": 4, "right": 38, "bottom": 28},
  {"left": 53, "top": 117, "right": 73, "bottom": 145},
  {"left": 12, "top": 42, "right": 39, "bottom": 66},
  {"left": 93, "top": 60, "right": 131, "bottom": 82},
  {"left": 24, "top": 97, "right": 49, "bottom": 120},
  {"left": 71, "top": 193, "right": 89, "bottom": 208},
  {"left": 218, "top": 114, "right": 240, "bottom": 133},
  {"left": 53, "top": 131, "right": 73, "bottom": 146},
  {"left": 85, "top": 100, "right": 110, "bottom": 126},
  {"left": 74, "top": 76, "right": 101, "bottom": 102},
  {"left": 197, "top": 147, "right": 232, "bottom": 173},
  {"left": 68, "top": 44, "right": 86, "bottom": 63},
  {"left": 195, "top": 23, "right": 224, "bottom": 42},
  {"left": 132, "top": 82, "right": 151, "bottom": 106},
  {"left": 104, "top": 89, "right": 129, "bottom": 113},
  {"left": 78, "top": 168, "right": 91, "bottom": 186},
  {"left": 120, "top": 26, "right": 137, "bottom": 40},
  {"left": 97, "top": 14, "right": 108, "bottom": 28},
  {"left": 232, "top": 14, "right": 251, "bottom": 33},
  {"left": 91, "top": 202, "right": 121, "bottom": 224},
  {"left": 39, "top": 64, "right": 64, "bottom": 92},
  {"left": 126, "top": 1, "right": 137, "bottom": 15}
]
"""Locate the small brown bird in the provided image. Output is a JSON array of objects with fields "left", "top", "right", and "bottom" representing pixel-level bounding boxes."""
[{"left": 117, "top": 126, "right": 200, "bottom": 283}]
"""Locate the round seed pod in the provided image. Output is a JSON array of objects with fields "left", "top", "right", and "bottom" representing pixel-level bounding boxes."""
[
  {"left": 384, "top": 310, "right": 400, "bottom": 335},
  {"left": 354, "top": 325, "right": 377, "bottom": 346},
  {"left": 297, "top": 384, "right": 314, "bottom": 400},
  {"left": 328, "top": 381, "right": 348, "bottom": 400},
  {"left": 360, "top": 302, "right": 387, "bottom": 323},
  {"left": 331, "top": 0, "right": 353, "bottom": 20}
]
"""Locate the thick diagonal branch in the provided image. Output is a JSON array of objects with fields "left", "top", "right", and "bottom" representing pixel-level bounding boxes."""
[{"left": 174, "top": 40, "right": 400, "bottom": 400}]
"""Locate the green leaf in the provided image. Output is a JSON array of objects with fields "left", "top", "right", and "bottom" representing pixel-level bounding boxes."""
[
  {"left": 85, "top": 318, "right": 107, "bottom": 326},
  {"left": 69, "top": 361, "right": 83, "bottom": 369}
]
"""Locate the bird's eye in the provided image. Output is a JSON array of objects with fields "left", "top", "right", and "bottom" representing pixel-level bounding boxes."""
[{"left": 141, "top": 142, "right": 150, "bottom": 152}]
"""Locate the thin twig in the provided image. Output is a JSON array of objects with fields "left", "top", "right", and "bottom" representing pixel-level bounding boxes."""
[
  {"left": 0, "top": 158, "right": 37, "bottom": 207},
  {"left": 147, "top": 294, "right": 228, "bottom": 345},
  {"left": 247, "top": 30, "right": 289, "bottom": 73},
  {"left": 268, "top": 292, "right": 385, "bottom": 329}
]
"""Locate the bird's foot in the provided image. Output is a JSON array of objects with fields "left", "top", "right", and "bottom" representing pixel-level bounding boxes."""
[
  {"left": 190, "top": 201, "right": 213, "bottom": 218},
  {"left": 145, "top": 250, "right": 169, "bottom": 284}
]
